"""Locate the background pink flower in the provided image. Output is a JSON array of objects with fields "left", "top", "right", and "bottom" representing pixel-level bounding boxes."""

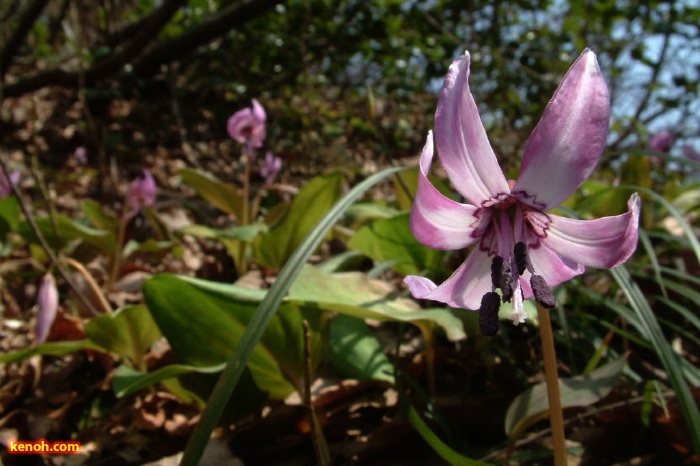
[
  {"left": 227, "top": 99, "right": 267, "bottom": 149},
  {"left": 0, "top": 170, "right": 20, "bottom": 198},
  {"left": 126, "top": 169, "right": 157, "bottom": 218},
  {"left": 260, "top": 151, "right": 282, "bottom": 185},
  {"left": 649, "top": 130, "right": 675, "bottom": 153}
]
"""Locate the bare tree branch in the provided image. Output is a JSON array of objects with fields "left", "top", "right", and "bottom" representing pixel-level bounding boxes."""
[
  {"left": 2, "top": 0, "right": 285, "bottom": 99},
  {"left": 0, "top": 0, "right": 51, "bottom": 80},
  {"left": 2, "top": 0, "right": 187, "bottom": 98},
  {"left": 133, "top": 0, "right": 284, "bottom": 76},
  {"left": 610, "top": 12, "right": 675, "bottom": 150}
]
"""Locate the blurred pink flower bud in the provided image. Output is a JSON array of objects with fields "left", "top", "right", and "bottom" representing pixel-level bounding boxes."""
[
  {"left": 74, "top": 146, "right": 87, "bottom": 165},
  {"left": 260, "top": 151, "right": 282, "bottom": 185},
  {"left": 227, "top": 99, "right": 266, "bottom": 149},
  {"left": 36, "top": 274, "right": 58, "bottom": 344},
  {"left": 0, "top": 170, "right": 19, "bottom": 198},
  {"left": 126, "top": 169, "right": 157, "bottom": 218},
  {"left": 649, "top": 130, "right": 675, "bottom": 153},
  {"left": 683, "top": 145, "right": 700, "bottom": 163}
]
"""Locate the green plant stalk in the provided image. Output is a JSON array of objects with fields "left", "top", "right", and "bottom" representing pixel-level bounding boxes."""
[
  {"left": 235, "top": 147, "right": 253, "bottom": 276},
  {"left": 179, "top": 166, "right": 405, "bottom": 466},
  {"left": 242, "top": 147, "right": 252, "bottom": 226},
  {"left": 537, "top": 303, "right": 567, "bottom": 466},
  {"left": 107, "top": 204, "right": 130, "bottom": 288},
  {"left": 29, "top": 153, "right": 60, "bottom": 244},
  {"left": 303, "top": 320, "right": 331, "bottom": 465}
]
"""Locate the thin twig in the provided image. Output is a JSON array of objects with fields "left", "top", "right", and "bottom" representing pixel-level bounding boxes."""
[
  {"left": 610, "top": 15, "right": 674, "bottom": 150},
  {"left": 165, "top": 64, "right": 199, "bottom": 167},
  {"left": 0, "top": 153, "right": 100, "bottom": 316},
  {"left": 55, "top": 257, "right": 112, "bottom": 314}
]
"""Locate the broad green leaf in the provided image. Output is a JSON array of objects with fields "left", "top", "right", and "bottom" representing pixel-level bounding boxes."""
[
  {"left": 112, "top": 363, "right": 226, "bottom": 397},
  {"left": 347, "top": 213, "right": 443, "bottom": 275},
  {"left": 81, "top": 199, "right": 119, "bottom": 230},
  {"left": 123, "top": 239, "right": 180, "bottom": 259},
  {"left": 0, "top": 340, "right": 98, "bottom": 363},
  {"left": 0, "top": 196, "right": 21, "bottom": 237},
  {"left": 84, "top": 305, "right": 161, "bottom": 365},
  {"left": 19, "top": 214, "right": 117, "bottom": 253},
  {"left": 288, "top": 265, "right": 466, "bottom": 342},
  {"left": 142, "top": 274, "right": 326, "bottom": 399},
  {"left": 177, "top": 223, "right": 266, "bottom": 242},
  {"left": 316, "top": 250, "right": 366, "bottom": 273},
  {"left": 393, "top": 169, "right": 418, "bottom": 212},
  {"left": 143, "top": 206, "right": 172, "bottom": 241},
  {"left": 574, "top": 180, "right": 630, "bottom": 218},
  {"left": 345, "top": 202, "right": 400, "bottom": 227},
  {"left": 179, "top": 168, "right": 244, "bottom": 221},
  {"left": 393, "top": 168, "right": 453, "bottom": 212},
  {"left": 254, "top": 172, "right": 343, "bottom": 269},
  {"left": 505, "top": 356, "right": 627, "bottom": 438},
  {"left": 408, "top": 405, "right": 489, "bottom": 466},
  {"left": 329, "top": 315, "right": 393, "bottom": 382}
]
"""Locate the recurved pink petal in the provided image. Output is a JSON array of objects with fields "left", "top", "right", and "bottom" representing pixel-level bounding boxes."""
[
  {"left": 420, "top": 247, "right": 493, "bottom": 310},
  {"left": 410, "top": 132, "right": 483, "bottom": 250},
  {"left": 541, "top": 193, "right": 640, "bottom": 269},
  {"left": 513, "top": 49, "right": 610, "bottom": 210},
  {"left": 252, "top": 99, "right": 266, "bottom": 122},
  {"left": 435, "top": 52, "right": 509, "bottom": 205},
  {"left": 404, "top": 275, "right": 438, "bottom": 299}
]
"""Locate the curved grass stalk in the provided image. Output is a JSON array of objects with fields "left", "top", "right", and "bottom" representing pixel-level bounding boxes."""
[{"left": 610, "top": 266, "right": 700, "bottom": 455}]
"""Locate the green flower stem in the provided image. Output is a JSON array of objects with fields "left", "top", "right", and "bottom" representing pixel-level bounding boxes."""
[
  {"left": 242, "top": 147, "right": 252, "bottom": 226},
  {"left": 303, "top": 320, "right": 331, "bottom": 465},
  {"left": 537, "top": 302, "right": 567, "bottom": 466},
  {"left": 107, "top": 204, "right": 130, "bottom": 289}
]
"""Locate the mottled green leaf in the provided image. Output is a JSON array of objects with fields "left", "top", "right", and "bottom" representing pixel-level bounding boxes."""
[
  {"left": 505, "top": 357, "right": 626, "bottom": 438},
  {"left": 348, "top": 213, "right": 443, "bottom": 275},
  {"left": 254, "top": 172, "right": 343, "bottom": 269},
  {"left": 179, "top": 168, "right": 244, "bottom": 221}
]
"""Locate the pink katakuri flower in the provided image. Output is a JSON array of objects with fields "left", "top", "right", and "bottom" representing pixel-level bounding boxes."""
[
  {"left": 260, "top": 151, "right": 282, "bottom": 185},
  {"left": 227, "top": 99, "right": 267, "bottom": 149},
  {"left": 36, "top": 273, "right": 58, "bottom": 344},
  {"left": 649, "top": 130, "right": 675, "bottom": 153},
  {"left": 0, "top": 170, "right": 20, "bottom": 198},
  {"left": 404, "top": 49, "right": 640, "bottom": 334},
  {"left": 683, "top": 145, "right": 700, "bottom": 163},
  {"left": 74, "top": 146, "right": 87, "bottom": 165},
  {"left": 126, "top": 169, "right": 157, "bottom": 218}
]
